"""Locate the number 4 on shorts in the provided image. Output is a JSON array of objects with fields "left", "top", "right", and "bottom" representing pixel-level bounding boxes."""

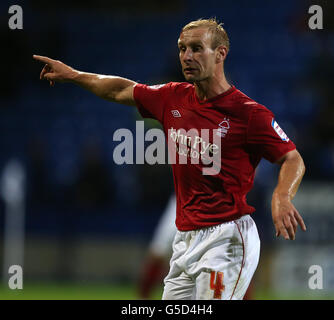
[{"left": 210, "top": 271, "right": 225, "bottom": 299}]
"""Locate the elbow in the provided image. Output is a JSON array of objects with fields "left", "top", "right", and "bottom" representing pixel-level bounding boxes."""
[
  {"left": 291, "top": 150, "right": 306, "bottom": 179},
  {"left": 300, "top": 154, "right": 306, "bottom": 178},
  {"left": 294, "top": 149, "right": 306, "bottom": 178},
  {"left": 277, "top": 149, "right": 306, "bottom": 177}
]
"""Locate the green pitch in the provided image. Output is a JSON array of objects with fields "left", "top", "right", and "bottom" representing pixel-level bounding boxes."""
[
  {"left": 0, "top": 283, "right": 333, "bottom": 300},
  {"left": 0, "top": 283, "right": 163, "bottom": 300}
]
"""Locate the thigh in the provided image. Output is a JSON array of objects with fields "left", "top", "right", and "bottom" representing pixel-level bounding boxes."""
[
  {"left": 195, "top": 269, "right": 239, "bottom": 300},
  {"left": 194, "top": 217, "right": 260, "bottom": 300},
  {"left": 194, "top": 245, "right": 246, "bottom": 300},
  {"left": 231, "top": 216, "right": 260, "bottom": 299},
  {"left": 162, "top": 231, "right": 195, "bottom": 300},
  {"left": 162, "top": 271, "right": 195, "bottom": 300}
]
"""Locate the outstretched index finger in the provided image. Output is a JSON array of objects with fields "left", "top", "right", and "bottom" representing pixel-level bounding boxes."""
[{"left": 33, "top": 55, "right": 55, "bottom": 65}]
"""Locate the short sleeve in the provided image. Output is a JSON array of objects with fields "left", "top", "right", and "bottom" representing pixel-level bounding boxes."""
[
  {"left": 133, "top": 82, "right": 172, "bottom": 123},
  {"left": 247, "top": 106, "right": 296, "bottom": 163}
]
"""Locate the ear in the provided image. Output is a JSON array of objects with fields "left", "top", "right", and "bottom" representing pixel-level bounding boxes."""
[{"left": 216, "top": 45, "right": 228, "bottom": 63}]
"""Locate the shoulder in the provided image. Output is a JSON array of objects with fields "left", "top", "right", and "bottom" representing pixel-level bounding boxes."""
[
  {"left": 153, "top": 82, "right": 194, "bottom": 100},
  {"left": 232, "top": 88, "right": 274, "bottom": 117},
  {"left": 168, "top": 81, "right": 194, "bottom": 94},
  {"left": 137, "top": 81, "right": 192, "bottom": 89},
  {"left": 135, "top": 81, "right": 193, "bottom": 94}
]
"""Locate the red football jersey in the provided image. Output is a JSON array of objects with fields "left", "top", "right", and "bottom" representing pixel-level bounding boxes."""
[{"left": 133, "top": 82, "right": 296, "bottom": 231}]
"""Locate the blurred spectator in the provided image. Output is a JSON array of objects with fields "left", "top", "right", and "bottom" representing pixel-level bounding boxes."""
[
  {"left": 72, "top": 139, "right": 113, "bottom": 210},
  {"left": 26, "top": 137, "right": 53, "bottom": 206}
]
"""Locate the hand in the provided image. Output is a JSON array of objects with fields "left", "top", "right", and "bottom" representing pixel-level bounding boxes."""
[
  {"left": 271, "top": 193, "right": 306, "bottom": 240},
  {"left": 33, "top": 55, "right": 77, "bottom": 86}
]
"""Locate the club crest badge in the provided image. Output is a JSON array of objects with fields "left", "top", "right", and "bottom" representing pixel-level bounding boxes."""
[{"left": 217, "top": 118, "right": 230, "bottom": 138}]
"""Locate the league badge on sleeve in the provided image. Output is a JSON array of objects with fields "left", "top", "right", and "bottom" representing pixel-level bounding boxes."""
[{"left": 271, "top": 119, "right": 290, "bottom": 142}]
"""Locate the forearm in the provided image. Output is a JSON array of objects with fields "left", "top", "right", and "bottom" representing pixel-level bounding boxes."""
[
  {"left": 33, "top": 55, "right": 137, "bottom": 105},
  {"left": 71, "top": 71, "right": 137, "bottom": 104},
  {"left": 271, "top": 150, "right": 306, "bottom": 239},
  {"left": 273, "top": 151, "right": 305, "bottom": 201}
]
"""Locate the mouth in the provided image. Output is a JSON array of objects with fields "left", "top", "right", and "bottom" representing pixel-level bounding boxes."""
[{"left": 183, "top": 67, "right": 197, "bottom": 74}]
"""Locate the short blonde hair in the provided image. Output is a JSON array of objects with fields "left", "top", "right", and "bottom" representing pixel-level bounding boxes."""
[{"left": 181, "top": 18, "right": 230, "bottom": 51}]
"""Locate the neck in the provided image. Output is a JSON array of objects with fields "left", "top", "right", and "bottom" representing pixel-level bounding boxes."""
[{"left": 194, "top": 71, "right": 231, "bottom": 101}]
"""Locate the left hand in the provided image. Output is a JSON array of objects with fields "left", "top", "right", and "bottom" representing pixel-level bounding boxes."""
[{"left": 271, "top": 193, "right": 306, "bottom": 240}]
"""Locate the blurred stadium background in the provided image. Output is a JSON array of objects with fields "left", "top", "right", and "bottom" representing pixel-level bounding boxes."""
[{"left": 0, "top": 0, "right": 334, "bottom": 299}]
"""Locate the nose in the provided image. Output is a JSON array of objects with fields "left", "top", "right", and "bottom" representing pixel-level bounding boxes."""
[{"left": 182, "top": 48, "right": 193, "bottom": 62}]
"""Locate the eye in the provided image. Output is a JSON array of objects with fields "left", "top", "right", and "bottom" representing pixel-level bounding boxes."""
[
  {"left": 192, "top": 46, "right": 202, "bottom": 52},
  {"left": 179, "top": 46, "right": 186, "bottom": 52}
]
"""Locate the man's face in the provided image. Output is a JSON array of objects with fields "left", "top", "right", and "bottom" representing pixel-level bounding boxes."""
[{"left": 178, "top": 27, "right": 217, "bottom": 82}]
